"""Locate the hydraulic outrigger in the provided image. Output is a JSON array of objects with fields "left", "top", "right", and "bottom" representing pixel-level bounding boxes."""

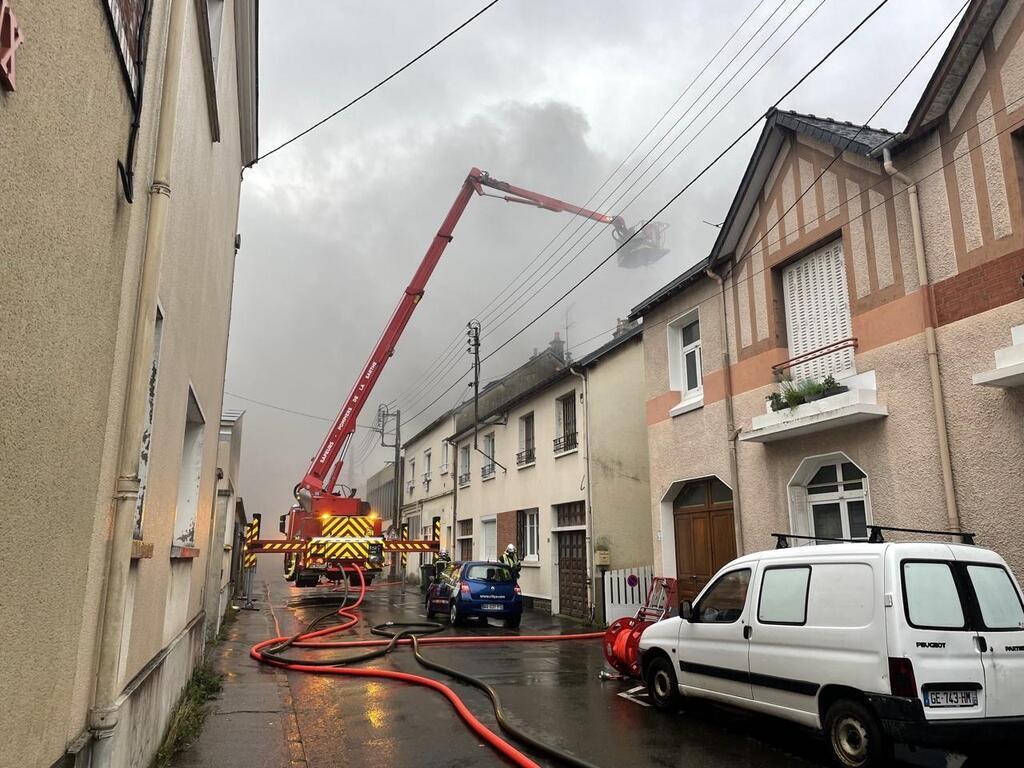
[{"left": 245, "top": 168, "right": 668, "bottom": 587}]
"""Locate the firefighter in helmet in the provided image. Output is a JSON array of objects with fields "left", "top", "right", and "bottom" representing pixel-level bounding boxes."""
[
  {"left": 433, "top": 549, "right": 452, "bottom": 580},
  {"left": 500, "top": 543, "right": 521, "bottom": 577}
]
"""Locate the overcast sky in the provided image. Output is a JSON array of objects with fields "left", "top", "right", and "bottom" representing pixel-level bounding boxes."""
[{"left": 225, "top": 0, "right": 965, "bottom": 522}]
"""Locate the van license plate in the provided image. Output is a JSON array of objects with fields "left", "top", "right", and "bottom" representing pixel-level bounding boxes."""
[
  {"left": 482, "top": 604, "right": 502, "bottom": 611},
  {"left": 926, "top": 689, "right": 978, "bottom": 707}
]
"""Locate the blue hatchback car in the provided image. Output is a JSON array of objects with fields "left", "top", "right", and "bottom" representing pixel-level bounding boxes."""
[{"left": 426, "top": 560, "right": 523, "bottom": 628}]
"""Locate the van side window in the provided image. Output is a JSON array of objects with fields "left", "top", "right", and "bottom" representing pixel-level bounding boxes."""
[
  {"left": 758, "top": 566, "right": 811, "bottom": 625},
  {"left": 967, "top": 565, "right": 1024, "bottom": 631},
  {"left": 695, "top": 569, "right": 750, "bottom": 623},
  {"left": 902, "top": 561, "right": 966, "bottom": 630}
]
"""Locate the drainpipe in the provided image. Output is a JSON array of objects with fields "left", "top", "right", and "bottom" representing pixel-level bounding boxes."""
[
  {"left": 705, "top": 266, "right": 745, "bottom": 554},
  {"left": 569, "top": 367, "right": 595, "bottom": 622},
  {"left": 90, "top": 0, "right": 189, "bottom": 760},
  {"left": 883, "top": 148, "right": 963, "bottom": 540}
]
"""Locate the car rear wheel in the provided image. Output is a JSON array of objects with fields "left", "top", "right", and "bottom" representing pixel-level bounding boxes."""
[
  {"left": 425, "top": 595, "right": 436, "bottom": 619},
  {"left": 449, "top": 601, "right": 463, "bottom": 626},
  {"left": 824, "top": 698, "right": 891, "bottom": 768},
  {"left": 504, "top": 615, "right": 521, "bottom": 629},
  {"left": 645, "top": 654, "right": 682, "bottom": 710}
]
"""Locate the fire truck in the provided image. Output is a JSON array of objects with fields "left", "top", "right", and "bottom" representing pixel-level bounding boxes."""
[{"left": 245, "top": 168, "right": 667, "bottom": 587}]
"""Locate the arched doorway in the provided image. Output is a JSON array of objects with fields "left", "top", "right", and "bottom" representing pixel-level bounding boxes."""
[{"left": 672, "top": 477, "right": 735, "bottom": 602}]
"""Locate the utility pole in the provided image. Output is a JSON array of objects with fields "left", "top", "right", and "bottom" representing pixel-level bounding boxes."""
[
  {"left": 375, "top": 404, "right": 402, "bottom": 580},
  {"left": 467, "top": 320, "right": 480, "bottom": 450}
]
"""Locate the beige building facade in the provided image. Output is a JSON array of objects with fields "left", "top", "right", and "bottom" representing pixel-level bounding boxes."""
[
  {"left": 633, "top": 0, "right": 1024, "bottom": 604},
  {"left": 448, "top": 327, "right": 652, "bottom": 619},
  {"left": 0, "top": 1, "right": 257, "bottom": 766},
  {"left": 400, "top": 412, "right": 458, "bottom": 574}
]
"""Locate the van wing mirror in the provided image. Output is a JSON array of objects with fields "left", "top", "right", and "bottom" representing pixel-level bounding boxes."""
[
  {"left": 681, "top": 600, "right": 694, "bottom": 621},
  {"left": 279, "top": 514, "right": 287, "bottom": 535}
]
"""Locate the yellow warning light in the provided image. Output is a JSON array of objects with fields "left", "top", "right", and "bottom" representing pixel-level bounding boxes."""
[
  {"left": 367, "top": 510, "right": 379, "bottom": 521},
  {"left": 320, "top": 513, "right": 331, "bottom": 521}
]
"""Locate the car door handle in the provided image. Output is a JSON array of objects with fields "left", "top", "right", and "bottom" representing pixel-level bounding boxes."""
[
  {"left": 743, "top": 625, "right": 752, "bottom": 640},
  {"left": 977, "top": 636, "right": 988, "bottom": 653}
]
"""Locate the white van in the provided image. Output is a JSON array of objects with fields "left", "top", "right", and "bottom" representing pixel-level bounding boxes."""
[{"left": 638, "top": 540, "right": 1024, "bottom": 767}]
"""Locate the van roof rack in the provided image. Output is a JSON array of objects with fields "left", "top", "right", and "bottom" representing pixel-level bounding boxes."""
[
  {"left": 772, "top": 533, "right": 859, "bottom": 549},
  {"left": 867, "top": 525, "right": 975, "bottom": 545}
]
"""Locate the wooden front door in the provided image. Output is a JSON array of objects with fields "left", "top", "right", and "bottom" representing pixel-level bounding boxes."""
[
  {"left": 557, "top": 530, "right": 587, "bottom": 618},
  {"left": 673, "top": 478, "right": 736, "bottom": 602}
]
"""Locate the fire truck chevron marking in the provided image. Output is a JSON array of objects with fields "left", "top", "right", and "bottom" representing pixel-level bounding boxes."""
[{"left": 320, "top": 515, "right": 374, "bottom": 538}]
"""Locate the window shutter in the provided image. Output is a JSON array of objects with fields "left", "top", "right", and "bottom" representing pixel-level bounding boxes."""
[
  {"left": 516, "top": 509, "right": 526, "bottom": 552},
  {"left": 782, "top": 240, "right": 854, "bottom": 380}
]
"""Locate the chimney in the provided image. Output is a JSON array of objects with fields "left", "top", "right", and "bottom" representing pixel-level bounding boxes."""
[
  {"left": 613, "top": 318, "right": 638, "bottom": 338},
  {"left": 548, "top": 331, "right": 565, "bottom": 361}
]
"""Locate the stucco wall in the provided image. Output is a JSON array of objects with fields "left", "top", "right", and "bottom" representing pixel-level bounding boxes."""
[
  {"left": 587, "top": 338, "right": 653, "bottom": 570},
  {"left": 454, "top": 378, "right": 586, "bottom": 603},
  {"left": 0, "top": 1, "right": 248, "bottom": 765},
  {"left": 122, "top": 0, "right": 243, "bottom": 682},
  {"left": 0, "top": 2, "right": 141, "bottom": 764}
]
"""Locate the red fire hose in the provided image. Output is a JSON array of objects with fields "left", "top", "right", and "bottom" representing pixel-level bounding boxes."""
[{"left": 250, "top": 566, "right": 605, "bottom": 767}]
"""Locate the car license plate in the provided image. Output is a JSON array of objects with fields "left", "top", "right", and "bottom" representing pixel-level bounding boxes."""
[
  {"left": 925, "top": 689, "right": 978, "bottom": 707},
  {"left": 482, "top": 604, "right": 503, "bottom": 611}
]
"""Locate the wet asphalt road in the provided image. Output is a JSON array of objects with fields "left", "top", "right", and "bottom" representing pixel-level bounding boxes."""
[{"left": 261, "top": 573, "right": 963, "bottom": 768}]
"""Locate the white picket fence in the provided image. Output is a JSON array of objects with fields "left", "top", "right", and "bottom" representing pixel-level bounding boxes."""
[{"left": 603, "top": 565, "right": 655, "bottom": 624}]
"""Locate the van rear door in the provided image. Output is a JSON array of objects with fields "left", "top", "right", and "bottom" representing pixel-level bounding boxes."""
[
  {"left": 897, "top": 556, "right": 985, "bottom": 719},
  {"left": 960, "top": 559, "right": 1024, "bottom": 717}
]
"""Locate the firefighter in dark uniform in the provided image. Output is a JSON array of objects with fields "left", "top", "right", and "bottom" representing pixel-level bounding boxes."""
[
  {"left": 433, "top": 549, "right": 452, "bottom": 581},
  {"left": 500, "top": 543, "right": 521, "bottom": 577}
]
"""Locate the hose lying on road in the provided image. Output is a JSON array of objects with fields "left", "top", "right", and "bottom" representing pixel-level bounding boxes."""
[{"left": 251, "top": 565, "right": 606, "bottom": 768}]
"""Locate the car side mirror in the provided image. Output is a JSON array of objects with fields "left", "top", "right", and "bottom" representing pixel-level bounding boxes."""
[
  {"left": 681, "top": 600, "right": 694, "bottom": 622},
  {"left": 279, "top": 514, "right": 287, "bottom": 535}
]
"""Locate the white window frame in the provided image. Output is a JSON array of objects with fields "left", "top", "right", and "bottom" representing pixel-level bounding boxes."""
[
  {"left": 481, "top": 432, "right": 496, "bottom": 480},
  {"left": 667, "top": 308, "right": 703, "bottom": 417},
  {"left": 458, "top": 444, "right": 471, "bottom": 487},
  {"left": 423, "top": 449, "right": 432, "bottom": 485},
  {"left": 554, "top": 391, "right": 578, "bottom": 454},
  {"left": 787, "top": 453, "right": 871, "bottom": 543},
  {"left": 523, "top": 508, "right": 539, "bottom": 562},
  {"left": 440, "top": 441, "right": 449, "bottom": 475}
]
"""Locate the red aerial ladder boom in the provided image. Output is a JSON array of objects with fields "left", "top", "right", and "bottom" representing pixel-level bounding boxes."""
[
  {"left": 251, "top": 167, "right": 667, "bottom": 589},
  {"left": 301, "top": 167, "right": 655, "bottom": 501}
]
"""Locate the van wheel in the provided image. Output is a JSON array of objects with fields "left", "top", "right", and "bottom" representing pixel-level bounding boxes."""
[
  {"left": 645, "top": 654, "right": 682, "bottom": 710},
  {"left": 825, "top": 699, "right": 891, "bottom": 768}
]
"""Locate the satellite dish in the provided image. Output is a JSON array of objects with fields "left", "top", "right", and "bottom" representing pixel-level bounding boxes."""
[{"left": 615, "top": 221, "right": 670, "bottom": 269}]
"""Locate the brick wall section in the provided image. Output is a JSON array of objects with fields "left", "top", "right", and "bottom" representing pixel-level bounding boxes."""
[
  {"left": 496, "top": 510, "right": 517, "bottom": 553},
  {"left": 934, "top": 247, "right": 1024, "bottom": 326}
]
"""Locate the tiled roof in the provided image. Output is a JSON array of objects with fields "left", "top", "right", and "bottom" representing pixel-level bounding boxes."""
[{"left": 774, "top": 110, "right": 896, "bottom": 156}]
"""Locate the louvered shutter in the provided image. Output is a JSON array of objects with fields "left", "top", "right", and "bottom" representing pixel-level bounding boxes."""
[{"left": 782, "top": 240, "right": 854, "bottom": 381}]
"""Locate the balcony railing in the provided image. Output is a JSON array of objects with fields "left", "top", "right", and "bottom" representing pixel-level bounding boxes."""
[
  {"left": 439, "top": 462, "right": 450, "bottom": 475},
  {"left": 772, "top": 337, "right": 858, "bottom": 380},
  {"left": 481, "top": 463, "right": 495, "bottom": 479},
  {"left": 553, "top": 431, "right": 578, "bottom": 453},
  {"left": 422, "top": 471, "right": 432, "bottom": 484},
  {"left": 458, "top": 471, "right": 470, "bottom": 486},
  {"left": 516, "top": 446, "right": 536, "bottom": 466},
  {"left": 405, "top": 481, "right": 415, "bottom": 496}
]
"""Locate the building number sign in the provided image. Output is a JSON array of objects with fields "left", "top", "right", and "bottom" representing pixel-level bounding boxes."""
[{"left": 0, "top": 0, "right": 24, "bottom": 91}]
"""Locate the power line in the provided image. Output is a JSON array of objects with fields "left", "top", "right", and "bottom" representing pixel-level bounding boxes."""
[
  {"left": 250, "top": 1, "right": 501, "bottom": 165},
  {"left": 388, "top": 0, "right": 802, "bottom": 412},
  {"left": 223, "top": 390, "right": 375, "bottom": 428},
  {"left": 478, "top": 0, "right": 823, "bottom": 346},
  {"left": 231, "top": 79, "right": 1016, "bottom": 436},
  {"left": 399, "top": 0, "right": 836, "bottom": 419},
  {"left": 480, "top": 0, "right": 894, "bottom": 367}
]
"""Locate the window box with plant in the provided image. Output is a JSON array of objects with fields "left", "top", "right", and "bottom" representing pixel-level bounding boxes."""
[{"left": 765, "top": 375, "right": 848, "bottom": 412}]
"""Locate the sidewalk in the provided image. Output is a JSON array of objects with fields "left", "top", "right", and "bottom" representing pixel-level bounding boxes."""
[{"left": 173, "top": 582, "right": 306, "bottom": 768}]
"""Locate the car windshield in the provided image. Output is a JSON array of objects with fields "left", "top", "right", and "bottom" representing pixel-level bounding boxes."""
[{"left": 465, "top": 564, "right": 514, "bottom": 582}]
